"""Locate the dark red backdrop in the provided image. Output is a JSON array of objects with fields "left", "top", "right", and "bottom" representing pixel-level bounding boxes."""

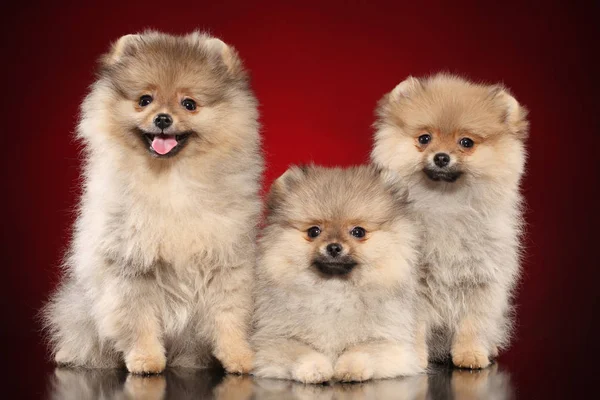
[{"left": 2, "top": 1, "right": 597, "bottom": 398}]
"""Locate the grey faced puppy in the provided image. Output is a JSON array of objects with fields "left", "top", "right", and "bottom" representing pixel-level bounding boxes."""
[
  {"left": 372, "top": 73, "right": 528, "bottom": 369},
  {"left": 252, "top": 165, "right": 423, "bottom": 383},
  {"left": 43, "top": 31, "right": 262, "bottom": 374}
]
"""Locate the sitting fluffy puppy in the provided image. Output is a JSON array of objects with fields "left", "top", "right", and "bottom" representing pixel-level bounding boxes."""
[
  {"left": 43, "top": 31, "right": 262, "bottom": 374},
  {"left": 252, "top": 165, "right": 423, "bottom": 383},
  {"left": 371, "top": 73, "right": 529, "bottom": 369}
]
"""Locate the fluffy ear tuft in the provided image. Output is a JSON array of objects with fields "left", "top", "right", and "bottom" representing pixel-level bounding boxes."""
[
  {"left": 203, "top": 36, "right": 244, "bottom": 76},
  {"left": 491, "top": 86, "right": 530, "bottom": 139},
  {"left": 390, "top": 76, "right": 422, "bottom": 101},
  {"left": 101, "top": 34, "right": 142, "bottom": 66},
  {"left": 266, "top": 165, "right": 309, "bottom": 212},
  {"left": 272, "top": 165, "right": 309, "bottom": 192}
]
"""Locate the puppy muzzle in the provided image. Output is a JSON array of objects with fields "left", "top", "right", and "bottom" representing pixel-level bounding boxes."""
[
  {"left": 423, "top": 167, "right": 463, "bottom": 182},
  {"left": 312, "top": 256, "right": 357, "bottom": 276}
]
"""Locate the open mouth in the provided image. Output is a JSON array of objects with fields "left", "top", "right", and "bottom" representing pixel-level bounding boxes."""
[
  {"left": 423, "top": 168, "right": 463, "bottom": 183},
  {"left": 141, "top": 131, "right": 193, "bottom": 158},
  {"left": 312, "top": 260, "right": 358, "bottom": 276}
]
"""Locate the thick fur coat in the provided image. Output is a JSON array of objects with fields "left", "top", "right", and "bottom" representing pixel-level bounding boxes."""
[
  {"left": 43, "top": 31, "right": 263, "bottom": 374},
  {"left": 252, "top": 165, "right": 423, "bottom": 383},
  {"left": 372, "top": 73, "right": 528, "bottom": 368}
]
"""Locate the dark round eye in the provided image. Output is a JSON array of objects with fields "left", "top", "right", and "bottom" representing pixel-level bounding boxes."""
[
  {"left": 182, "top": 98, "right": 197, "bottom": 111},
  {"left": 138, "top": 95, "right": 153, "bottom": 107},
  {"left": 418, "top": 134, "right": 431, "bottom": 145},
  {"left": 459, "top": 138, "right": 474, "bottom": 148},
  {"left": 307, "top": 226, "right": 321, "bottom": 239},
  {"left": 350, "top": 227, "right": 366, "bottom": 239}
]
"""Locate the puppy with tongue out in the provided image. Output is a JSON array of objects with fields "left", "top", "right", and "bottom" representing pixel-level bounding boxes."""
[
  {"left": 145, "top": 112, "right": 191, "bottom": 157},
  {"left": 44, "top": 31, "right": 263, "bottom": 376}
]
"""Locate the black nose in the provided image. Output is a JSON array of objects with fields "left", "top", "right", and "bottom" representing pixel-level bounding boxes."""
[
  {"left": 326, "top": 243, "right": 343, "bottom": 258},
  {"left": 434, "top": 153, "right": 451, "bottom": 168},
  {"left": 154, "top": 113, "right": 173, "bottom": 130}
]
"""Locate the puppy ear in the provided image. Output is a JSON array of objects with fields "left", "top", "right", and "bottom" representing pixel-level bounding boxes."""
[
  {"left": 267, "top": 165, "right": 309, "bottom": 212},
  {"left": 489, "top": 86, "right": 530, "bottom": 139},
  {"left": 390, "top": 76, "right": 422, "bottom": 101},
  {"left": 101, "top": 34, "right": 142, "bottom": 67},
  {"left": 188, "top": 33, "right": 245, "bottom": 77}
]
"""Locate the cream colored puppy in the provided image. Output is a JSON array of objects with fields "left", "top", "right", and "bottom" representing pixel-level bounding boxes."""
[
  {"left": 43, "top": 31, "right": 262, "bottom": 374},
  {"left": 252, "top": 165, "right": 423, "bottom": 383},
  {"left": 372, "top": 73, "right": 528, "bottom": 369}
]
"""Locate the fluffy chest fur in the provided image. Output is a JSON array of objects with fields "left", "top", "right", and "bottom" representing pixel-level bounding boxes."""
[
  {"left": 412, "top": 184, "right": 523, "bottom": 322},
  {"left": 77, "top": 154, "right": 259, "bottom": 273},
  {"left": 254, "top": 280, "right": 413, "bottom": 356}
]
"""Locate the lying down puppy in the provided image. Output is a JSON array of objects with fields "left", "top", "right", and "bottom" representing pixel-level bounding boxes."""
[{"left": 252, "top": 165, "right": 423, "bottom": 383}]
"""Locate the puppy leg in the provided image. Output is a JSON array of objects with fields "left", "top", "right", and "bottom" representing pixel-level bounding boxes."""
[
  {"left": 451, "top": 315, "right": 492, "bottom": 369},
  {"left": 415, "top": 320, "right": 429, "bottom": 370},
  {"left": 95, "top": 275, "right": 166, "bottom": 374},
  {"left": 254, "top": 339, "right": 334, "bottom": 384},
  {"left": 334, "top": 341, "right": 422, "bottom": 382},
  {"left": 124, "top": 331, "right": 166, "bottom": 375},
  {"left": 205, "top": 263, "right": 254, "bottom": 374},
  {"left": 451, "top": 283, "right": 511, "bottom": 369},
  {"left": 44, "top": 280, "right": 120, "bottom": 368}
]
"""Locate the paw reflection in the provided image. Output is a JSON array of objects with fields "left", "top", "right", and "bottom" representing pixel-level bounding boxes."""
[
  {"left": 48, "top": 362, "right": 514, "bottom": 399},
  {"left": 450, "top": 364, "right": 514, "bottom": 400},
  {"left": 124, "top": 374, "right": 166, "bottom": 400},
  {"left": 429, "top": 363, "right": 514, "bottom": 400},
  {"left": 252, "top": 376, "right": 428, "bottom": 400}
]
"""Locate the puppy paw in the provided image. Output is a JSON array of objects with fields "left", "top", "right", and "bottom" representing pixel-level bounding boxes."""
[
  {"left": 125, "top": 348, "right": 166, "bottom": 375},
  {"left": 292, "top": 353, "right": 333, "bottom": 384},
  {"left": 334, "top": 352, "right": 373, "bottom": 382},
  {"left": 217, "top": 344, "right": 255, "bottom": 374},
  {"left": 54, "top": 348, "right": 75, "bottom": 365},
  {"left": 451, "top": 347, "right": 490, "bottom": 369}
]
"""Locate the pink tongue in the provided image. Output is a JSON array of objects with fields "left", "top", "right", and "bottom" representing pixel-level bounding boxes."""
[{"left": 151, "top": 135, "right": 178, "bottom": 155}]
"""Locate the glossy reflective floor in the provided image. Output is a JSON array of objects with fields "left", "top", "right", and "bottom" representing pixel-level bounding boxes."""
[{"left": 46, "top": 363, "right": 515, "bottom": 400}]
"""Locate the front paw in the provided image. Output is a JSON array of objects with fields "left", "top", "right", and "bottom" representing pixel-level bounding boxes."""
[
  {"left": 451, "top": 346, "right": 490, "bottom": 369},
  {"left": 125, "top": 347, "right": 166, "bottom": 375},
  {"left": 292, "top": 353, "right": 334, "bottom": 384},
  {"left": 217, "top": 344, "right": 255, "bottom": 374},
  {"left": 54, "top": 348, "right": 75, "bottom": 366},
  {"left": 333, "top": 352, "right": 373, "bottom": 382}
]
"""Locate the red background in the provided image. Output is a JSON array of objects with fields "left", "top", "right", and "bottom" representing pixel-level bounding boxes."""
[{"left": 2, "top": 1, "right": 597, "bottom": 398}]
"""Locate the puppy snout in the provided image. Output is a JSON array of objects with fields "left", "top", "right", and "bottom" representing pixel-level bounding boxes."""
[
  {"left": 154, "top": 113, "right": 173, "bottom": 130},
  {"left": 433, "top": 153, "right": 451, "bottom": 168},
  {"left": 326, "top": 243, "right": 343, "bottom": 258}
]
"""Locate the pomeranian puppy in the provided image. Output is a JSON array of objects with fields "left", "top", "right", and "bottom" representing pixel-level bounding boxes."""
[
  {"left": 371, "top": 73, "right": 528, "bottom": 369},
  {"left": 43, "top": 31, "right": 262, "bottom": 374},
  {"left": 252, "top": 165, "right": 423, "bottom": 383}
]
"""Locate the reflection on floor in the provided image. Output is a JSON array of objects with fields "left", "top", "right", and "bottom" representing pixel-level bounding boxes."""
[{"left": 48, "top": 363, "right": 515, "bottom": 400}]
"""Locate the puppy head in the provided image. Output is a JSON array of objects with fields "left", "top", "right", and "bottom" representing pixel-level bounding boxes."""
[
  {"left": 80, "top": 31, "right": 257, "bottom": 161},
  {"left": 259, "top": 165, "right": 419, "bottom": 288},
  {"left": 372, "top": 74, "right": 528, "bottom": 188}
]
